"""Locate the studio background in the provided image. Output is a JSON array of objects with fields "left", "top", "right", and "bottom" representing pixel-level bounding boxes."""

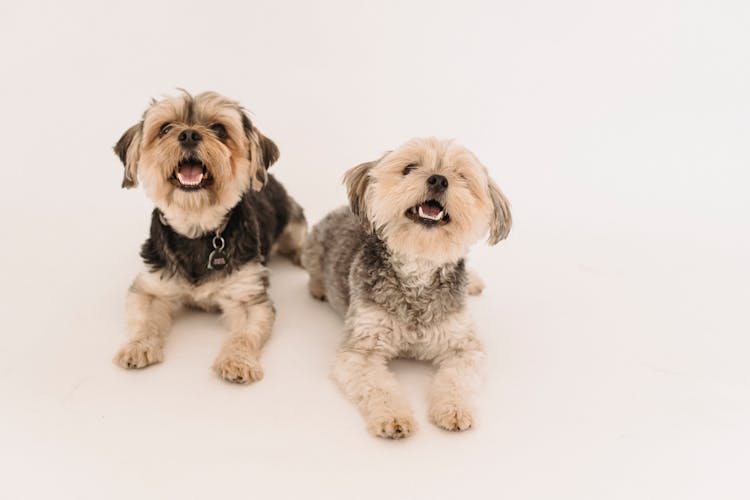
[{"left": 1, "top": 1, "right": 748, "bottom": 499}]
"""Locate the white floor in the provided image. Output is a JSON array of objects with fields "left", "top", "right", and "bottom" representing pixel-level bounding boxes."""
[{"left": 1, "top": 1, "right": 749, "bottom": 499}]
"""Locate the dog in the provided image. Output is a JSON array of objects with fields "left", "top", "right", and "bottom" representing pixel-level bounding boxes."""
[
  {"left": 301, "top": 137, "right": 511, "bottom": 438},
  {"left": 112, "top": 90, "right": 306, "bottom": 384}
]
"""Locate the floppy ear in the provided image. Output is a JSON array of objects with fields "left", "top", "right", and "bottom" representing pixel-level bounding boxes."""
[
  {"left": 258, "top": 132, "right": 280, "bottom": 169},
  {"left": 242, "top": 113, "right": 279, "bottom": 191},
  {"left": 113, "top": 123, "right": 142, "bottom": 188},
  {"left": 343, "top": 160, "right": 376, "bottom": 220},
  {"left": 487, "top": 178, "right": 512, "bottom": 244}
]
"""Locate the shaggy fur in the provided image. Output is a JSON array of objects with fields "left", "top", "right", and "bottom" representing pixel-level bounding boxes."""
[
  {"left": 141, "top": 176, "right": 301, "bottom": 284},
  {"left": 113, "top": 90, "right": 306, "bottom": 383},
  {"left": 302, "top": 137, "right": 511, "bottom": 438}
]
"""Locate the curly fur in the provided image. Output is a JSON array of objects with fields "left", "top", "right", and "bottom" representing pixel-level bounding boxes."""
[
  {"left": 112, "top": 91, "right": 306, "bottom": 383},
  {"left": 302, "top": 137, "right": 511, "bottom": 438}
]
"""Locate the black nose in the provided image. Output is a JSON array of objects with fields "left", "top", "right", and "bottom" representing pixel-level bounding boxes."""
[
  {"left": 426, "top": 174, "right": 448, "bottom": 193},
  {"left": 178, "top": 129, "right": 202, "bottom": 147}
]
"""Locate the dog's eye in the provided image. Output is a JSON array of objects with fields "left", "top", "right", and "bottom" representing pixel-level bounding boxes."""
[
  {"left": 402, "top": 164, "right": 417, "bottom": 175},
  {"left": 210, "top": 123, "right": 227, "bottom": 140},
  {"left": 158, "top": 123, "right": 172, "bottom": 137}
]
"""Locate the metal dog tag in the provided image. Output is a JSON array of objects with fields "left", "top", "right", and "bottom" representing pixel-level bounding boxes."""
[
  {"left": 208, "top": 231, "right": 228, "bottom": 270},
  {"left": 207, "top": 249, "right": 227, "bottom": 270}
]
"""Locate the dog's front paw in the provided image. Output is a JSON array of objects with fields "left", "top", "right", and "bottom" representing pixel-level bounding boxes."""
[
  {"left": 114, "top": 339, "right": 163, "bottom": 369},
  {"left": 213, "top": 353, "right": 264, "bottom": 384},
  {"left": 466, "top": 270, "right": 485, "bottom": 296},
  {"left": 366, "top": 413, "right": 416, "bottom": 440},
  {"left": 430, "top": 402, "right": 474, "bottom": 432}
]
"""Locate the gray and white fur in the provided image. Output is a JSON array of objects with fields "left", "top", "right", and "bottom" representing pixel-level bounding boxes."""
[{"left": 302, "top": 137, "right": 511, "bottom": 438}]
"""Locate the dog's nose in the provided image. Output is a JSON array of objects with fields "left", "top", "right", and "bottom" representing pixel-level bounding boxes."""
[
  {"left": 178, "top": 129, "right": 202, "bottom": 147},
  {"left": 426, "top": 174, "right": 448, "bottom": 192}
]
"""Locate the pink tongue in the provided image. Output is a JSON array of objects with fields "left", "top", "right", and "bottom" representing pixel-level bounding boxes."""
[
  {"left": 420, "top": 203, "right": 441, "bottom": 217},
  {"left": 177, "top": 164, "right": 203, "bottom": 184}
]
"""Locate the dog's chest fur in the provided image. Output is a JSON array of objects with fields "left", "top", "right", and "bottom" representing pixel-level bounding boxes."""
[
  {"left": 354, "top": 237, "right": 467, "bottom": 329},
  {"left": 140, "top": 177, "right": 289, "bottom": 284}
]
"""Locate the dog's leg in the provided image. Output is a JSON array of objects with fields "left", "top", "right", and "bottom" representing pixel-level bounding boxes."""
[
  {"left": 273, "top": 198, "right": 308, "bottom": 266},
  {"left": 274, "top": 220, "right": 307, "bottom": 266},
  {"left": 428, "top": 337, "right": 484, "bottom": 432},
  {"left": 300, "top": 230, "right": 326, "bottom": 301},
  {"left": 332, "top": 345, "right": 416, "bottom": 439},
  {"left": 466, "top": 269, "right": 485, "bottom": 296},
  {"left": 114, "top": 276, "right": 181, "bottom": 369},
  {"left": 213, "top": 298, "right": 275, "bottom": 384}
]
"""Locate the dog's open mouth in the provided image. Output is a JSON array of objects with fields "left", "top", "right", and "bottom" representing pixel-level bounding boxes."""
[
  {"left": 170, "top": 159, "right": 212, "bottom": 190},
  {"left": 405, "top": 199, "right": 450, "bottom": 226}
]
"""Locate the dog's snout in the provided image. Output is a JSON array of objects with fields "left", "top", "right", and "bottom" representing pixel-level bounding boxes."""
[
  {"left": 178, "top": 129, "right": 202, "bottom": 147},
  {"left": 426, "top": 174, "right": 448, "bottom": 192}
]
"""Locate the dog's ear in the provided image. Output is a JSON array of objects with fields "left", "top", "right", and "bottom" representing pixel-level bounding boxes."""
[
  {"left": 487, "top": 178, "right": 512, "bottom": 244},
  {"left": 258, "top": 132, "right": 279, "bottom": 169},
  {"left": 114, "top": 123, "right": 142, "bottom": 188},
  {"left": 242, "top": 113, "right": 279, "bottom": 191},
  {"left": 343, "top": 160, "right": 376, "bottom": 221}
]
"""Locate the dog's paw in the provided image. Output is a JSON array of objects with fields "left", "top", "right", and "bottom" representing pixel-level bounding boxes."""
[
  {"left": 114, "top": 339, "right": 163, "bottom": 369},
  {"left": 466, "top": 270, "right": 485, "bottom": 296},
  {"left": 308, "top": 281, "right": 326, "bottom": 301},
  {"left": 430, "top": 403, "right": 474, "bottom": 432},
  {"left": 288, "top": 250, "right": 303, "bottom": 267},
  {"left": 213, "top": 353, "right": 264, "bottom": 384},
  {"left": 367, "top": 413, "right": 416, "bottom": 440}
]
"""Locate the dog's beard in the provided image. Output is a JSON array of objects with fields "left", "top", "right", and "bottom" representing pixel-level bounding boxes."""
[
  {"left": 138, "top": 143, "right": 253, "bottom": 236},
  {"left": 142, "top": 142, "right": 246, "bottom": 201},
  {"left": 370, "top": 188, "right": 492, "bottom": 265}
]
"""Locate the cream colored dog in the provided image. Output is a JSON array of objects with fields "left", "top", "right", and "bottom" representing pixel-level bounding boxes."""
[{"left": 302, "top": 137, "right": 511, "bottom": 438}]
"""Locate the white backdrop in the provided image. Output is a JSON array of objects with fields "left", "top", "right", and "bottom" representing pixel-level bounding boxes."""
[{"left": 1, "top": 1, "right": 749, "bottom": 499}]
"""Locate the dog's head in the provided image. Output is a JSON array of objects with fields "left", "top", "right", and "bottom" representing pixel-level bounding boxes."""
[
  {"left": 344, "top": 137, "right": 511, "bottom": 263},
  {"left": 114, "top": 90, "right": 278, "bottom": 216}
]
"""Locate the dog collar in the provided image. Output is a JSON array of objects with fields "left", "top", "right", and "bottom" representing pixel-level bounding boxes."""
[{"left": 157, "top": 210, "right": 230, "bottom": 271}]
